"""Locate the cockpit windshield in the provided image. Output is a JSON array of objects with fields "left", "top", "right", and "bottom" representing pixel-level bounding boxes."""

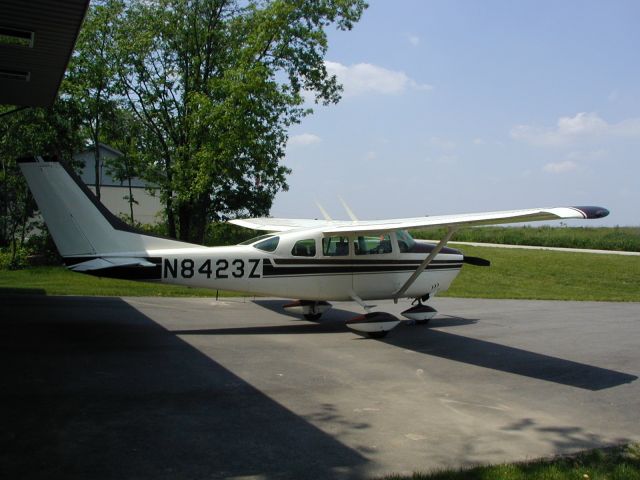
[
  {"left": 396, "top": 230, "right": 416, "bottom": 253},
  {"left": 239, "top": 233, "right": 281, "bottom": 252},
  {"left": 238, "top": 233, "right": 275, "bottom": 245},
  {"left": 253, "top": 236, "right": 280, "bottom": 252}
]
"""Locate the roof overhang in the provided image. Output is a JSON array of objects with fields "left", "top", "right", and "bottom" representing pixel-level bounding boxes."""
[{"left": 0, "top": 0, "right": 90, "bottom": 107}]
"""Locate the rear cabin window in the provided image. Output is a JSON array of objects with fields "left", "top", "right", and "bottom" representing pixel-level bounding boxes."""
[
  {"left": 291, "top": 239, "right": 316, "bottom": 257},
  {"left": 355, "top": 234, "right": 393, "bottom": 255},
  {"left": 322, "top": 236, "right": 350, "bottom": 256},
  {"left": 253, "top": 236, "right": 280, "bottom": 252}
]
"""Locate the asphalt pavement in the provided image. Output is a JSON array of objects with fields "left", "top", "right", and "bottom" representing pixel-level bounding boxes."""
[{"left": 1, "top": 294, "right": 638, "bottom": 479}]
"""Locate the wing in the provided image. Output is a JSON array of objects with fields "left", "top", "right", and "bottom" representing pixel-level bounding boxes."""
[
  {"left": 229, "top": 206, "right": 609, "bottom": 234},
  {"left": 229, "top": 217, "right": 350, "bottom": 232}
]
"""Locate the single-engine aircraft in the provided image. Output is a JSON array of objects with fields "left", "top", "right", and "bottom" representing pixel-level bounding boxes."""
[{"left": 19, "top": 157, "right": 609, "bottom": 337}]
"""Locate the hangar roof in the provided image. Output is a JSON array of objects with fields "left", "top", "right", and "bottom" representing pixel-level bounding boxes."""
[{"left": 0, "top": 0, "right": 90, "bottom": 107}]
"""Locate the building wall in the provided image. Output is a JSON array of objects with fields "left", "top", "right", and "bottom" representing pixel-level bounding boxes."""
[
  {"left": 75, "top": 144, "right": 162, "bottom": 225},
  {"left": 87, "top": 185, "right": 163, "bottom": 225}
]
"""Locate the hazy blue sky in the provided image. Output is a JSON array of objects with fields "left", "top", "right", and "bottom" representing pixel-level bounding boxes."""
[{"left": 272, "top": 0, "right": 639, "bottom": 226}]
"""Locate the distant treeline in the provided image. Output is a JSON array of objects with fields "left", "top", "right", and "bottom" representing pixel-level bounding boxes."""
[{"left": 412, "top": 226, "right": 640, "bottom": 252}]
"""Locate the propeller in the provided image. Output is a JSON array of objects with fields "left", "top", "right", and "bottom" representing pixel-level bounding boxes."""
[{"left": 463, "top": 256, "right": 491, "bottom": 267}]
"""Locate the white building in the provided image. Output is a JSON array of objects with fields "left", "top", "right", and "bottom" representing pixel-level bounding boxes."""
[{"left": 74, "top": 143, "right": 163, "bottom": 225}]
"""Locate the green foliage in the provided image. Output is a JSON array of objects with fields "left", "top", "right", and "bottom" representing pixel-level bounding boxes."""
[
  {"left": 114, "top": 0, "right": 367, "bottom": 242},
  {"left": 205, "top": 222, "right": 260, "bottom": 246},
  {"left": 0, "top": 246, "right": 28, "bottom": 270},
  {"left": 65, "top": 0, "right": 125, "bottom": 200},
  {"left": 413, "top": 226, "right": 640, "bottom": 252},
  {"left": 0, "top": 99, "right": 85, "bottom": 258},
  {"left": 380, "top": 444, "right": 640, "bottom": 480},
  {"left": 441, "top": 245, "right": 640, "bottom": 302}
]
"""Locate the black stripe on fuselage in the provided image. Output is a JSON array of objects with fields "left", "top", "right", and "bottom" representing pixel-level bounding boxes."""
[
  {"left": 262, "top": 258, "right": 462, "bottom": 277},
  {"left": 270, "top": 258, "right": 462, "bottom": 266}
]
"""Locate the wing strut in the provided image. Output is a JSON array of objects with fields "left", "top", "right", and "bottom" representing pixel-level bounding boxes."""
[{"left": 393, "top": 227, "right": 458, "bottom": 303}]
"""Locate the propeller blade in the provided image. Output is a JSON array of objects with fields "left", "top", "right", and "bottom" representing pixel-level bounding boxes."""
[{"left": 463, "top": 256, "right": 491, "bottom": 267}]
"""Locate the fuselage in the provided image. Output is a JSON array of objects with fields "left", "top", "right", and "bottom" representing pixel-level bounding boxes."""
[{"left": 70, "top": 229, "right": 464, "bottom": 301}]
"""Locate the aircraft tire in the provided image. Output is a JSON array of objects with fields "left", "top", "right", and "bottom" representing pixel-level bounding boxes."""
[
  {"left": 367, "top": 331, "right": 388, "bottom": 339},
  {"left": 304, "top": 313, "right": 323, "bottom": 321}
]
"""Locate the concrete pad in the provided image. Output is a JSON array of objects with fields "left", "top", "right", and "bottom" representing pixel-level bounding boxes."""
[{"left": 1, "top": 294, "right": 638, "bottom": 479}]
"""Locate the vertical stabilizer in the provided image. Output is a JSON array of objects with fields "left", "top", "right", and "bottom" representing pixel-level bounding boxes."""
[{"left": 19, "top": 158, "right": 197, "bottom": 257}]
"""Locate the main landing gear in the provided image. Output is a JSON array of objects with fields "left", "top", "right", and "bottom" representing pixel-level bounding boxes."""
[
  {"left": 283, "top": 300, "right": 332, "bottom": 320},
  {"left": 284, "top": 296, "right": 438, "bottom": 338}
]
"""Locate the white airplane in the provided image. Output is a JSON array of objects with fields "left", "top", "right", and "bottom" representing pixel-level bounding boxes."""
[{"left": 19, "top": 157, "right": 609, "bottom": 337}]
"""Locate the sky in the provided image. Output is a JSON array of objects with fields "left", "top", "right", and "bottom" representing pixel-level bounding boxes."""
[{"left": 271, "top": 0, "right": 640, "bottom": 226}]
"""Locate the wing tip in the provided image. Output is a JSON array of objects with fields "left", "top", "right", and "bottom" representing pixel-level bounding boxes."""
[{"left": 571, "top": 206, "right": 610, "bottom": 219}]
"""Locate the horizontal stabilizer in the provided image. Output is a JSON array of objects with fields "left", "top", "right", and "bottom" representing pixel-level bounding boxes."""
[{"left": 68, "top": 257, "right": 158, "bottom": 272}]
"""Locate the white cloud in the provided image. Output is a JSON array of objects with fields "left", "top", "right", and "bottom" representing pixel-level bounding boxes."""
[
  {"left": 408, "top": 34, "right": 420, "bottom": 46},
  {"left": 364, "top": 150, "right": 377, "bottom": 161},
  {"left": 428, "top": 136, "right": 456, "bottom": 150},
  {"left": 565, "top": 149, "right": 608, "bottom": 162},
  {"left": 511, "top": 112, "right": 640, "bottom": 147},
  {"left": 425, "top": 154, "right": 457, "bottom": 166},
  {"left": 543, "top": 160, "right": 578, "bottom": 174},
  {"left": 288, "top": 133, "right": 321, "bottom": 147},
  {"left": 325, "top": 61, "right": 432, "bottom": 97}
]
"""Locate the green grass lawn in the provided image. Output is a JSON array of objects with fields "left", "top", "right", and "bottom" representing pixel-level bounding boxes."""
[
  {"left": 0, "top": 266, "right": 242, "bottom": 297},
  {"left": 442, "top": 246, "right": 640, "bottom": 302},
  {"left": 381, "top": 444, "right": 640, "bottom": 480},
  {"left": 442, "top": 245, "right": 640, "bottom": 302},
  {"left": 0, "top": 246, "right": 638, "bottom": 301}
]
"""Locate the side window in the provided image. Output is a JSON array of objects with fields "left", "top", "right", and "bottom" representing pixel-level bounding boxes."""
[
  {"left": 355, "top": 234, "right": 393, "bottom": 255},
  {"left": 291, "top": 239, "right": 316, "bottom": 257},
  {"left": 322, "top": 236, "right": 350, "bottom": 256}
]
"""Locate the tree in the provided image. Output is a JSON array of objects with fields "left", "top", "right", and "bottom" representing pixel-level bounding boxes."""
[
  {"left": 0, "top": 97, "right": 85, "bottom": 264},
  {"left": 66, "top": 0, "right": 124, "bottom": 201},
  {"left": 102, "top": 109, "right": 147, "bottom": 224},
  {"left": 114, "top": 0, "right": 367, "bottom": 243}
]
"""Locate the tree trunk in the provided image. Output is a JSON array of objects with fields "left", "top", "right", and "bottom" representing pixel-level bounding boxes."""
[
  {"left": 166, "top": 195, "right": 176, "bottom": 238},
  {"left": 194, "top": 194, "right": 210, "bottom": 245},
  {"left": 127, "top": 176, "right": 134, "bottom": 224},
  {"left": 93, "top": 139, "right": 101, "bottom": 201},
  {"left": 178, "top": 202, "right": 192, "bottom": 242}
]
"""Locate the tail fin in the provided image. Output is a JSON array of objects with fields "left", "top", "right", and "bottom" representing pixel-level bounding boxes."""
[{"left": 19, "top": 157, "right": 197, "bottom": 258}]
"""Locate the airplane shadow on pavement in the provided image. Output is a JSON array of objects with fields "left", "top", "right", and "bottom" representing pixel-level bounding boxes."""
[
  {"left": 0, "top": 295, "right": 368, "bottom": 480},
  {"left": 239, "top": 299, "right": 639, "bottom": 392}
]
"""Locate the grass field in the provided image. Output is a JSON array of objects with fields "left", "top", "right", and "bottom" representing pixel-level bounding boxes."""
[
  {"left": 412, "top": 226, "right": 640, "bottom": 252},
  {"left": 1, "top": 246, "right": 638, "bottom": 301},
  {"left": 440, "top": 245, "right": 640, "bottom": 302},
  {"left": 382, "top": 444, "right": 640, "bottom": 480},
  {"left": 0, "top": 266, "right": 238, "bottom": 297}
]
